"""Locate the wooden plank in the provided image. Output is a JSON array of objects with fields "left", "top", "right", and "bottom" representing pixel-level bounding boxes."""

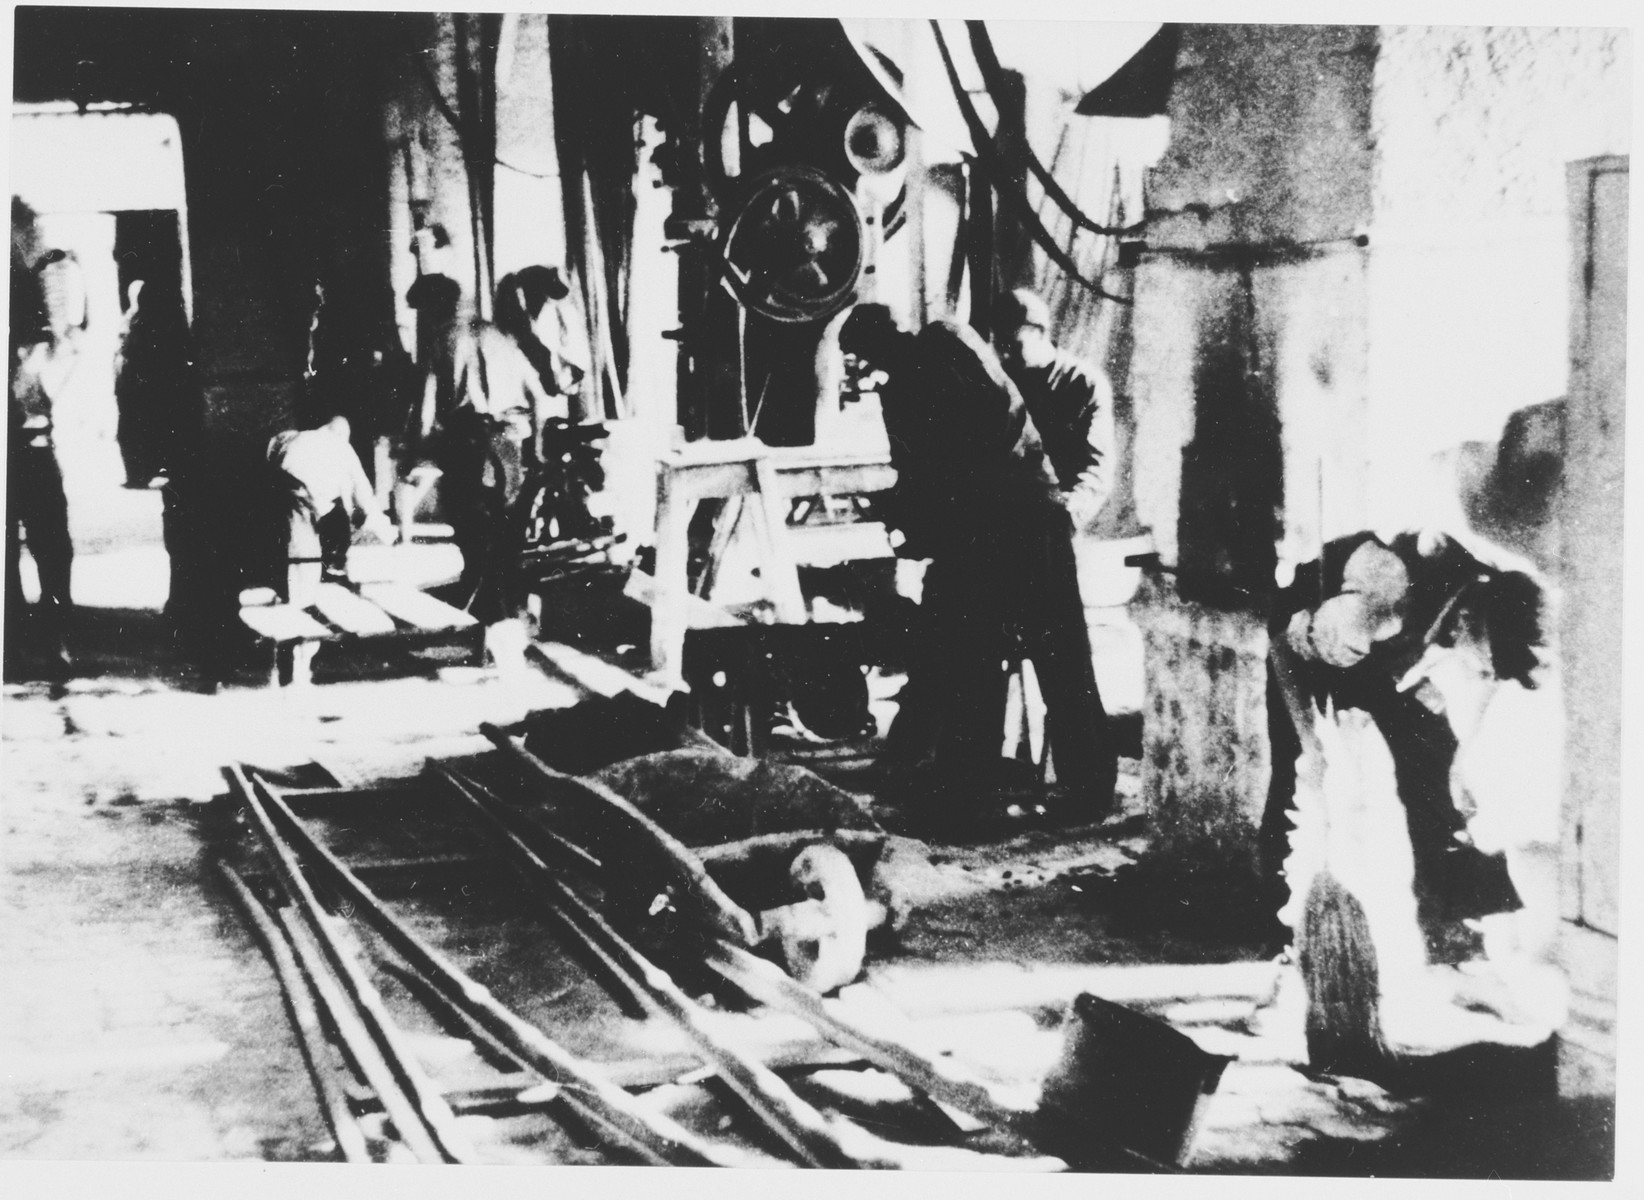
[
  {"left": 649, "top": 459, "right": 695, "bottom": 682},
  {"left": 696, "top": 494, "right": 747, "bottom": 600},
  {"left": 706, "top": 942, "right": 1030, "bottom": 1128},
  {"left": 278, "top": 785, "right": 433, "bottom": 812},
  {"left": 786, "top": 522, "right": 896, "bottom": 568},
  {"left": 769, "top": 461, "right": 897, "bottom": 500},
  {"left": 864, "top": 960, "right": 1285, "bottom": 1020},
  {"left": 410, "top": 1039, "right": 864, "bottom": 1106},
  {"left": 240, "top": 604, "right": 336, "bottom": 645},
  {"left": 623, "top": 571, "right": 748, "bottom": 630},
  {"left": 749, "top": 457, "right": 808, "bottom": 623},
  {"left": 359, "top": 583, "right": 478, "bottom": 633},
  {"left": 531, "top": 638, "right": 678, "bottom": 707},
  {"left": 667, "top": 441, "right": 895, "bottom": 498},
  {"left": 312, "top": 583, "right": 400, "bottom": 637},
  {"left": 350, "top": 854, "right": 492, "bottom": 879}
]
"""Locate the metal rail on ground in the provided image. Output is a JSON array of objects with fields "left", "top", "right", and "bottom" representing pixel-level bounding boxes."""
[
  {"left": 237, "top": 767, "right": 746, "bottom": 1167},
  {"left": 228, "top": 766, "right": 476, "bottom": 1163},
  {"left": 217, "top": 861, "right": 373, "bottom": 1163},
  {"left": 447, "top": 756, "right": 1040, "bottom": 1136}
]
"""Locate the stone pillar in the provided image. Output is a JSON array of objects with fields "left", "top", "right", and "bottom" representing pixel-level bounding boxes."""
[
  {"left": 1134, "top": 575, "right": 1271, "bottom": 877},
  {"left": 1126, "top": 25, "right": 1376, "bottom": 883}
]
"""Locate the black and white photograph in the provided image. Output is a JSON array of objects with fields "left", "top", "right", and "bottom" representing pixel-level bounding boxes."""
[{"left": 2, "top": 1, "right": 1633, "bottom": 1187}]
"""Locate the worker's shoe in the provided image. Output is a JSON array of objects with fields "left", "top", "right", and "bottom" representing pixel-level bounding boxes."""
[
  {"left": 877, "top": 767, "right": 1011, "bottom": 843},
  {"left": 1018, "top": 778, "right": 1119, "bottom": 831}
]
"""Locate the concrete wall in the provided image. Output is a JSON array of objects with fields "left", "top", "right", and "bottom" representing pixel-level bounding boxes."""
[
  {"left": 1134, "top": 24, "right": 1379, "bottom": 574},
  {"left": 1364, "top": 27, "right": 1631, "bottom": 535},
  {"left": 1147, "top": 25, "right": 1376, "bottom": 252}
]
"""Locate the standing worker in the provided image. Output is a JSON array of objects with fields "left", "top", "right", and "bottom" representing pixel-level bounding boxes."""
[
  {"left": 6, "top": 320, "right": 77, "bottom": 679},
  {"left": 994, "top": 288, "right": 1116, "bottom": 533},
  {"left": 398, "top": 267, "right": 577, "bottom": 676},
  {"left": 114, "top": 276, "right": 193, "bottom": 489},
  {"left": 838, "top": 304, "right": 1117, "bottom": 836},
  {"left": 994, "top": 287, "right": 1122, "bottom": 814}
]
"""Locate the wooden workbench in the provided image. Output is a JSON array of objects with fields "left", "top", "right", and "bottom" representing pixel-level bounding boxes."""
[{"left": 239, "top": 580, "right": 482, "bottom": 687}]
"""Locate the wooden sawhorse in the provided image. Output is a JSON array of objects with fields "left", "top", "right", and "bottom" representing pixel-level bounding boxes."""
[{"left": 646, "top": 438, "right": 896, "bottom": 690}]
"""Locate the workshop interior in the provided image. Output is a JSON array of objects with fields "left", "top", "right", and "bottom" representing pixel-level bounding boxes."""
[{"left": 3, "top": 8, "right": 1628, "bottom": 1178}]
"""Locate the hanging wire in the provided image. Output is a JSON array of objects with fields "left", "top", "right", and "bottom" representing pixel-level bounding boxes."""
[
  {"left": 1043, "top": 109, "right": 1097, "bottom": 337},
  {"left": 748, "top": 373, "right": 775, "bottom": 438},
  {"left": 414, "top": 55, "right": 465, "bottom": 142},
  {"left": 1036, "top": 122, "right": 1071, "bottom": 237},
  {"left": 930, "top": 22, "right": 1132, "bottom": 307},
  {"left": 737, "top": 303, "right": 750, "bottom": 433},
  {"left": 495, "top": 155, "right": 556, "bottom": 180},
  {"left": 965, "top": 21, "right": 1148, "bottom": 241}
]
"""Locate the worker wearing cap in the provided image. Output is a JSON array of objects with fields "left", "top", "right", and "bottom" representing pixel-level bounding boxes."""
[
  {"left": 1262, "top": 530, "right": 1523, "bottom": 957},
  {"left": 994, "top": 288, "right": 1115, "bottom": 533},
  {"left": 838, "top": 304, "right": 1117, "bottom": 833},
  {"left": 400, "top": 267, "right": 579, "bottom": 675}
]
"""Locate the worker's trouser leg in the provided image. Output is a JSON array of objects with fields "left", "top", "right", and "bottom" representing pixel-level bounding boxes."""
[
  {"left": 886, "top": 553, "right": 1010, "bottom": 813},
  {"left": 281, "top": 510, "right": 323, "bottom": 686},
  {"left": 1015, "top": 511, "right": 1116, "bottom": 816},
  {"left": 5, "top": 445, "right": 75, "bottom": 658}
]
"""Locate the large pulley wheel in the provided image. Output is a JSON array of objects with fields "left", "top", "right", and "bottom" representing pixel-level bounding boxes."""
[
  {"left": 720, "top": 166, "right": 865, "bottom": 325},
  {"left": 703, "top": 65, "right": 908, "bottom": 240}
]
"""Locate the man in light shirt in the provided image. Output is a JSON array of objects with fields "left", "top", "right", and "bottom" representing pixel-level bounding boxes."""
[{"left": 268, "top": 414, "right": 397, "bottom": 682}]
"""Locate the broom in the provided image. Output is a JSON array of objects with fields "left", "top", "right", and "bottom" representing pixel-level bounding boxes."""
[
  {"left": 1270, "top": 643, "right": 1392, "bottom": 1080},
  {"left": 1298, "top": 870, "right": 1390, "bottom": 1078}
]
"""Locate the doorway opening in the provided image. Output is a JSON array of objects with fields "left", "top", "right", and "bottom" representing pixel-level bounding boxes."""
[{"left": 11, "top": 106, "right": 193, "bottom": 615}]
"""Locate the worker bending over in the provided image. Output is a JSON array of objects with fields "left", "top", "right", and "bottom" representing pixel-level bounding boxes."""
[
  {"left": 839, "top": 303, "right": 1116, "bottom": 835},
  {"left": 268, "top": 413, "right": 397, "bottom": 683}
]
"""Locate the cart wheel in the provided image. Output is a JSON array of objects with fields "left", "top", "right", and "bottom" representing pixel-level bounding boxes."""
[{"left": 758, "top": 844, "right": 869, "bottom": 993}]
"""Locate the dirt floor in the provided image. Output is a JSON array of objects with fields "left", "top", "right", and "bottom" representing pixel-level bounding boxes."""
[{"left": 0, "top": 615, "right": 1619, "bottom": 1179}]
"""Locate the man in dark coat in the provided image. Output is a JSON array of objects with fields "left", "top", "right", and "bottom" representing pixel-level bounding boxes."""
[
  {"left": 6, "top": 320, "right": 76, "bottom": 678},
  {"left": 839, "top": 304, "right": 1117, "bottom": 832}
]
